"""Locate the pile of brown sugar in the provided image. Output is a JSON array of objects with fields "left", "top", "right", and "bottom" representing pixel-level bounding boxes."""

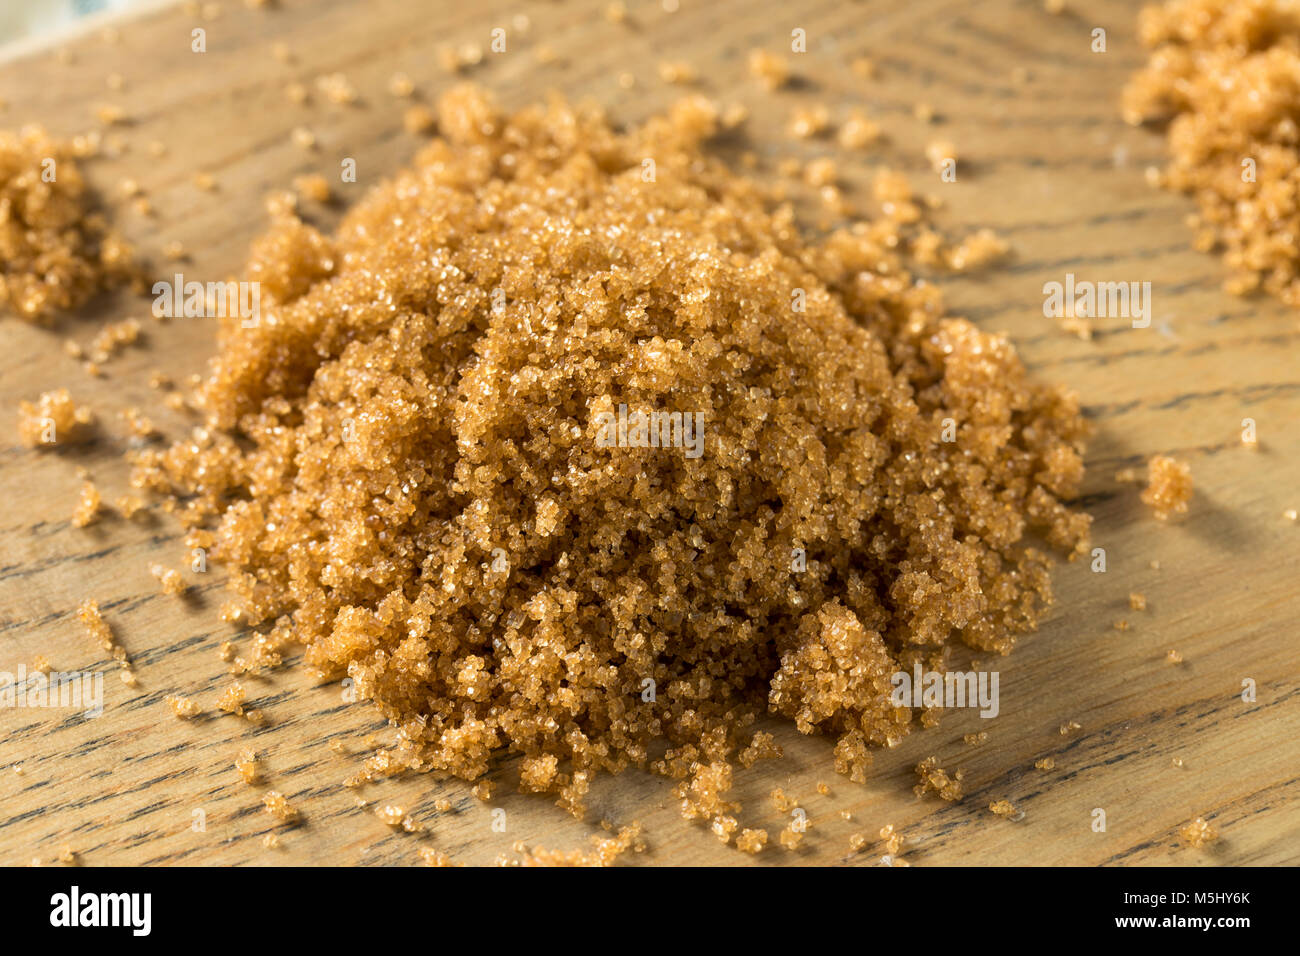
[
  {"left": 1123, "top": 0, "right": 1300, "bottom": 304},
  {"left": 0, "top": 126, "right": 132, "bottom": 322},
  {"left": 130, "top": 85, "right": 1090, "bottom": 821}
]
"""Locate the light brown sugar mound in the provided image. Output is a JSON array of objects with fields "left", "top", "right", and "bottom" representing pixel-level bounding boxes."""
[
  {"left": 0, "top": 126, "right": 133, "bottom": 322},
  {"left": 131, "top": 85, "right": 1090, "bottom": 807},
  {"left": 1123, "top": 0, "right": 1300, "bottom": 303}
]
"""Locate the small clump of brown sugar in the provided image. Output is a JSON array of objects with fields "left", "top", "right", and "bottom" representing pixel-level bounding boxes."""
[
  {"left": 166, "top": 694, "right": 201, "bottom": 719},
  {"left": 735, "top": 828, "right": 768, "bottom": 854},
  {"left": 778, "top": 822, "right": 806, "bottom": 850},
  {"left": 1035, "top": 756, "right": 1056, "bottom": 771},
  {"left": 234, "top": 748, "right": 259, "bottom": 783},
  {"left": 1129, "top": 591, "right": 1147, "bottom": 611},
  {"left": 292, "top": 173, "right": 331, "bottom": 203},
  {"left": 262, "top": 790, "right": 299, "bottom": 823},
  {"left": 1179, "top": 815, "right": 1218, "bottom": 848},
  {"left": 216, "top": 682, "right": 246, "bottom": 716},
  {"left": 1141, "top": 455, "right": 1193, "bottom": 520},
  {"left": 748, "top": 49, "right": 789, "bottom": 90},
  {"left": 1123, "top": 0, "right": 1300, "bottom": 304},
  {"left": 149, "top": 563, "right": 186, "bottom": 596},
  {"left": 989, "top": 799, "right": 1020, "bottom": 818},
  {"left": 18, "top": 388, "right": 94, "bottom": 447},
  {"left": 517, "top": 823, "right": 643, "bottom": 867},
  {"left": 737, "top": 732, "right": 783, "bottom": 769},
  {"left": 879, "top": 823, "right": 904, "bottom": 855},
  {"left": 78, "top": 599, "right": 131, "bottom": 671},
  {"left": 129, "top": 84, "right": 1091, "bottom": 813},
  {"left": 417, "top": 848, "right": 457, "bottom": 867},
  {"left": 71, "top": 481, "right": 102, "bottom": 528},
  {"left": 914, "top": 756, "right": 964, "bottom": 802},
  {"left": 0, "top": 126, "right": 132, "bottom": 321}
]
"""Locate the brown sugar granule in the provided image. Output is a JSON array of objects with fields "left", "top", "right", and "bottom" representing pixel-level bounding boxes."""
[
  {"left": 925, "top": 140, "right": 957, "bottom": 173},
  {"left": 1179, "top": 815, "right": 1218, "bottom": 847},
  {"left": 658, "top": 62, "right": 695, "bottom": 85},
  {"left": 235, "top": 749, "right": 259, "bottom": 783},
  {"left": 676, "top": 762, "right": 738, "bottom": 821},
  {"left": 1035, "top": 756, "right": 1056, "bottom": 771},
  {"left": 1166, "top": 648, "right": 1184, "bottom": 664},
  {"left": 387, "top": 73, "right": 415, "bottom": 98},
  {"left": 88, "top": 317, "right": 142, "bottom": 362},
  {"left": 1141, "top": 455, "right": 1193, "bottom": 520},
  {"left": 879, "top": 823, "right": 904, "bottom": 855},
  {"left": 778, "top": 824, "right": 805, "bottom": 850},
  {"left": 293, "top": 173, "right": 331, "bottom": 203},
  {"left": 316, "top": 73, "right": 357, "bottom": 105},
  {"left": 78, "top": 599, "right": 124, "bottom": 662},
  {"left": 18, "top": 389, "right": 94, "bottom": 447},
  {"left": 518, "top": 823, "right": 643, "bottom": 867},
  {"left": 1129, "top": 591, "right": 1147, "bottom": 611},
  {"left": 130, "top": 85, "right": 1091, "bottom": 808},
  {"left": 0, "top": 127, "right": 132, "bottom": 321},
  {"left": 403, "top": 104, "right": 437, "bottom": 135},
  {"left": 1059, "top": 720, "right": 1082, "bottom": 735},
  {"left": 789, "top": 105, "right": 831, "bottom": 140},
  {"left": 989, "top": 799, "right": 1020, "bottom": 818},
  {"left": 963, "top": 731, "right": 989, "bottom": 745},
  {"left": 263, "top": 790, "right": 299, "bottom": 823},
  {"left": 150, "top": 563, "right": 186, "bottom": 596},
  {"left": 838, "top": 111, "right": 882, "bottom": 150},
  {"left": 71, "top": 481, "right": 102, "bottom": 527},
  {"left": 737, "top": 731, "right": 783, "bottom": 769},
  {"left": 948, "top": 229, "right": 1011, "bottom": 272},
  {"left": 166, "top": 694, "right": 201, "bottom": 719},
  {"left": 736, "top": 828, "right": 768, "bottom": 854},
  {"left": 914, "top": 756, "right": 964, "bottom": 802},
  {"left": 216, "top": 682, "right": 246, "bottom": 716},
  {"left": 1124, "top": 0, "right": 1300, "bottom": 304},
  {"left": 748, "top": 49, "right": 789, "bottom": 90},
  {"left": 711, "top": 814, "right": 739, "bottom": 843},
  {"left": 417, "top": 847, "right": 457, "bottom": 867},
  {"left": 804, "top": 158, "right": 838, "bottom": 188}
]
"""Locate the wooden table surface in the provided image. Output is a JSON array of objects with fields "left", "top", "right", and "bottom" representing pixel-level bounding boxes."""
[{"left": 0, "top": 0, "right": 1296, "bottom": 867}]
